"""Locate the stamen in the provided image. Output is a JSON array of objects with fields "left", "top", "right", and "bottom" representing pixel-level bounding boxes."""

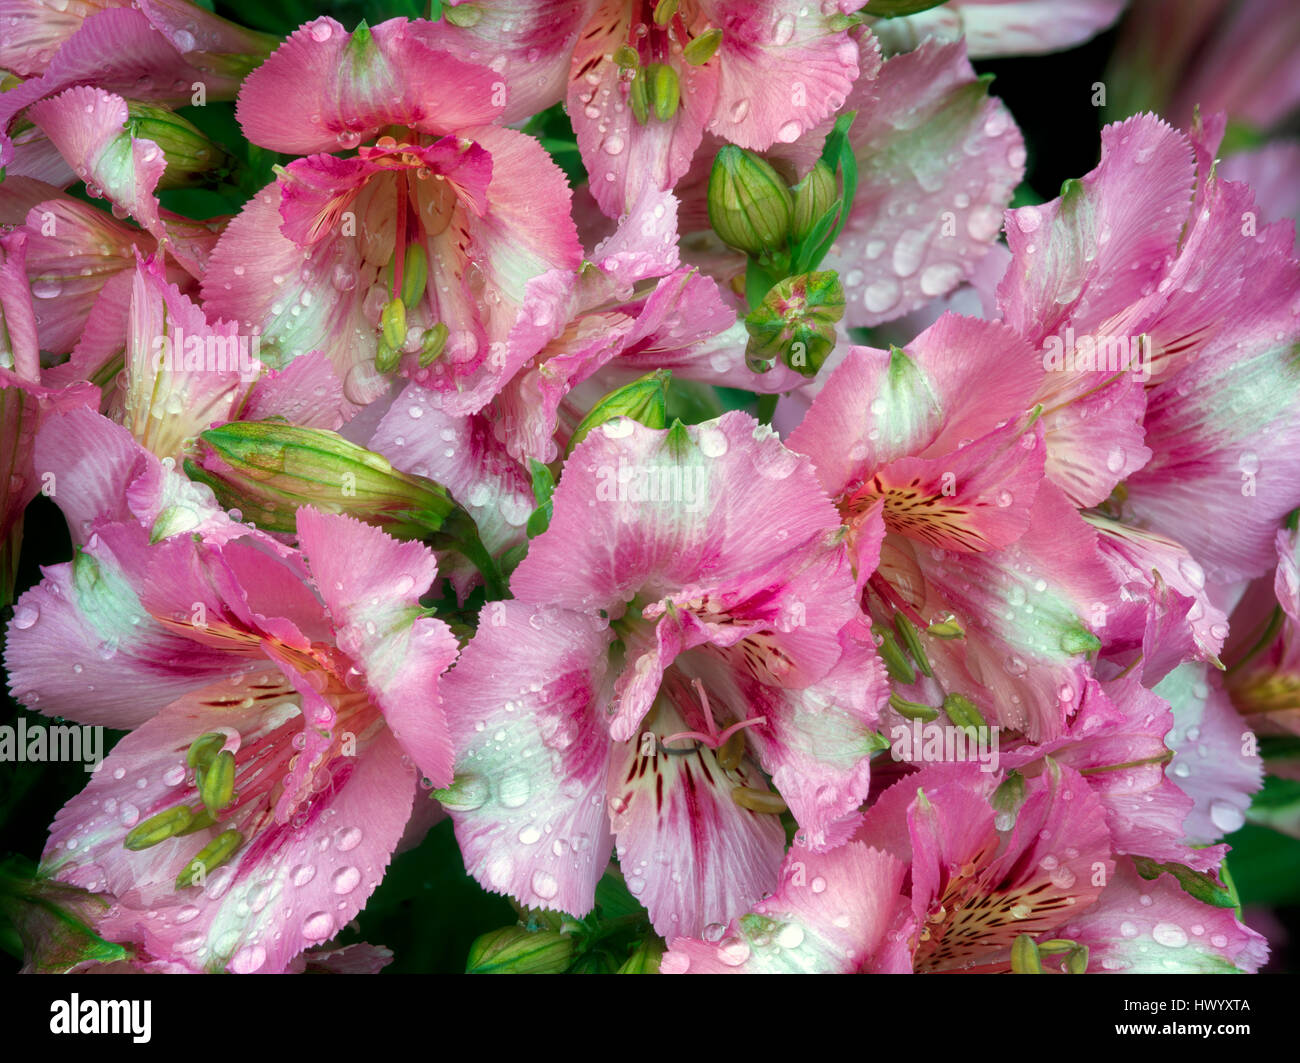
[
  {"left": 730, "top": 786, "right": 787, "bottom": 815},
  {"left": 123, "top": 805, "right": 194, "bottom": 851},
  {"left": 199, "top": 750, "right": 236, "bottom": 816},
  {"left": 176, "top": 829, "right": 243, "bottom": 889}
]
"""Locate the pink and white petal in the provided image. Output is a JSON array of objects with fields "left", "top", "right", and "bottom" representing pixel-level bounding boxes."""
[
  {"left": 608, "top": 697, "right": 786, "bottom": 938},
  {"left": 1039, "top": 370, "right": 1151, "bottom": 508},
  {"left": 881, "top": 484, "right": 1118, "bottom": 741},
  {"left": 296, "top": 509, "right": 458, "bottom": 788},
  {"left": 411, "top": 0, "right": 595, "bottom": 123},
  {"left": 439, "top": 602, "right": 616, "bottom": 919},
  {"left": 1220, "top": 142, "right": 1300, "bottom": 252},
  {"left": 1058, "top": 858, "right": 1268, "bottom": 973},
  {"left": 662, "top": 842, "right": 909, "bottom": 974},
  {"left": 1155, "top": 663, "right": 1263, "bottom": 845},
  {"left": 0, "top": 231, "right": 41, "bottom": 382},
  {"left": 27, "top": 86, "right": 167, "bottom": 246},
  {"left": 997, "top": 114, "right": 1195, "bottom": 345},
  {"left": 243, "top": 350, "right": 347, "bottom": 430},
  {"left": 4, "top": 537, "right": 238, "bottom": 729},
  {"left": 0, "top": 0, "right": 110, "bottom": 77},
  {"left": 1091, "top": 516, "right": 1228, "bottom": 682},
  {"left": 829, "top": 40, "right": 1023, "bottom": 328},
  {"left": 135, "top": 0, "right": 277, "bottom": 72},
  {"left": 699, "top": 0, "right": 862, "bottom": 150},
  {"left": 201, "top": 182, "right": 375, "bottom": 407},
  {"left": 512, "top": 413, "right": 841, "bottom": 612},
  {"left": 235, "top": 17, "right": 504, "bottom": 155},
  {"left": 370, "top": 385, "right": 533, "bottom": 562}
]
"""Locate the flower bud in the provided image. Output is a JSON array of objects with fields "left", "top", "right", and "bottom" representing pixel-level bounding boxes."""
[
  {"left": 186, "top": 421, "right": 459, "bottom": 540},
  {"left": 125, "top": 103, "right": 228, "bottom": 189},
  {"left": 707, "top": 145, "right": 793, "bottom": 258},
  {"left": 743, "top": 270, "right": 845, "bottom": 377},
  {"left": 465, "top": 926, "right": 574, "bottom": 974},
  {"left": 0, "top": 858, "right": 130, "bottom": 973},
  {"left": 565, "top": 370, "right": 670, "bottom": 456},
  {"left": 790, "top": 160, "right": 837, "bottom": 243}
]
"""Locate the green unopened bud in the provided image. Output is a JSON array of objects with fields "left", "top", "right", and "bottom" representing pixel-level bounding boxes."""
[
  {"left": 743, "top": 270, "right": 845, "bottom": 377},
  {"left": 790, "top": 161, "right": 837, "bottom": 243},
  {"left": 889, "top": 693, "right": 939, "bottom": 722},
  {"left": 186, "top": 732, "right": 226, "bottom": 771},
  {"left": 186, "top": 421, "right": 459, "bottom": 539},
  {"left": 1011, "top": 934, "right": 1043, "bottom": 974},
  {"left": 380, "top": 297, "right": 407, "bottom": 350},
  {"left": 653, "top": 0, "right": 679, "bottom": 24},
  {"left": 877, "top": 628, "right": 917, "bottom": 686},
  {"left": 683, "top": 28, "right": 723, "bottom": 66},
  {"left": 707, "top": 145, "right": 793, "bottom": 258},
  {"left": 650, "top": 62, "right": 680, "bottom": 122},
  {"left": 613, "top": 45, "right": 640, "bottom": 69},
  {"left": 123, "top": 806, "right": 194, "bottom": 851},
  {"left": 175, "top": 830, "right": 243, "bottom": 889},
  {"left": 617, "top": 936, "right": 665, "bottom": 974},
  {"left": 444, "top": 3, "right": 483, "bottom": 27},
  {"left": 629, "top": 68, "right": 651, "bottom": 126},
  {"left": 200, "top": 750, "right": 236, "bottom": 816},
  {"left": 943, "top": 692, "right": 986, "bottom": 730},
  {"left": 466, "top": 926, "right": 574, "bottom": 974},
  {"left": 418, "top": 322, "right": 449, "bottom": 367},
  {"left": 566, "top": 370, "right": 670, "bottom": 456},
  {"left": 893, "top": 613, "right": 932, "bottom": 677},
  {"left": 126, "top": 103, "right": 228, "bottom": 189}
]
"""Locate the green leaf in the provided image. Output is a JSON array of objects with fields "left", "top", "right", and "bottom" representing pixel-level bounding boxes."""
[
  {"left": 862, "top": 0, "right": 950, "bottom": 17},
  {"left": 526, "top": 460, "right": 556, "bottom": 539}
]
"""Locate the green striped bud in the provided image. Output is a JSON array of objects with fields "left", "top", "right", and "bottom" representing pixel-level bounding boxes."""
[
  {"left": 790, "top": 161, "right": 837, "bottom": 243},
  {"left": 707, "top": 145, "right": 793, "bottom": 258},
  {"left": 565, "top": 370, "right": 669, "bottom": 457}
]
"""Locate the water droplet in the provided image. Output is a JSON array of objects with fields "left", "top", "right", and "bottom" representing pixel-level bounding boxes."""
[
  {"left": 1152, "top": 922, "right": 1188, "bottom": 948},
  {"left": 331, "top": 865, "right": 361, "bottom": 894}
]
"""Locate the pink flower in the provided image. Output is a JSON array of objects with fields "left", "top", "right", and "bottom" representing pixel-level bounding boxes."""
[
  {"left": 788, "top": 312, "right": 1118, "bottom": 742},
  {"left": 204, "top": 17, "right": 582, "bottom": 408},
  {"left": 5, "top": 410, "right": 459, "bottom": 972},
  {"left": 664, "top": 760, "right": 1267, "bottom": 973},
  {"left": 438, "top": 412, "right": 887, "bottom": 936}
]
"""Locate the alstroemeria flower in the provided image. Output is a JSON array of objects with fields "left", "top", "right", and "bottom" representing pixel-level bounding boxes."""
[
  {"left": 996, "top": 112, "right": 1300, "bottom": 580},
  {"left": 666, "top": 759, "right": 1267, "bottom": 973},
  {"left": 571, "top": 0, "right": 865, "bottom": 217},
  {"left": 6, "top": 412, "right": 459, "bottom": 973},
  {"left": 438, "top": 412, "right": 888, "bottom": 936},
  {"left": 787, "top": 312, "right": 1118, "bottom": 742},
  {"left": 0, "top": 1, "right": 275, "bottom": 166},
  {"left": 204, "top": 17, "right": 581, "bottom": 409}
]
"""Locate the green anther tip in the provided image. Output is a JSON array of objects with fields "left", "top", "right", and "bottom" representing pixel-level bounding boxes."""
[{"left": 123, "top": 805, "right": 195, "bottom": 851}]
